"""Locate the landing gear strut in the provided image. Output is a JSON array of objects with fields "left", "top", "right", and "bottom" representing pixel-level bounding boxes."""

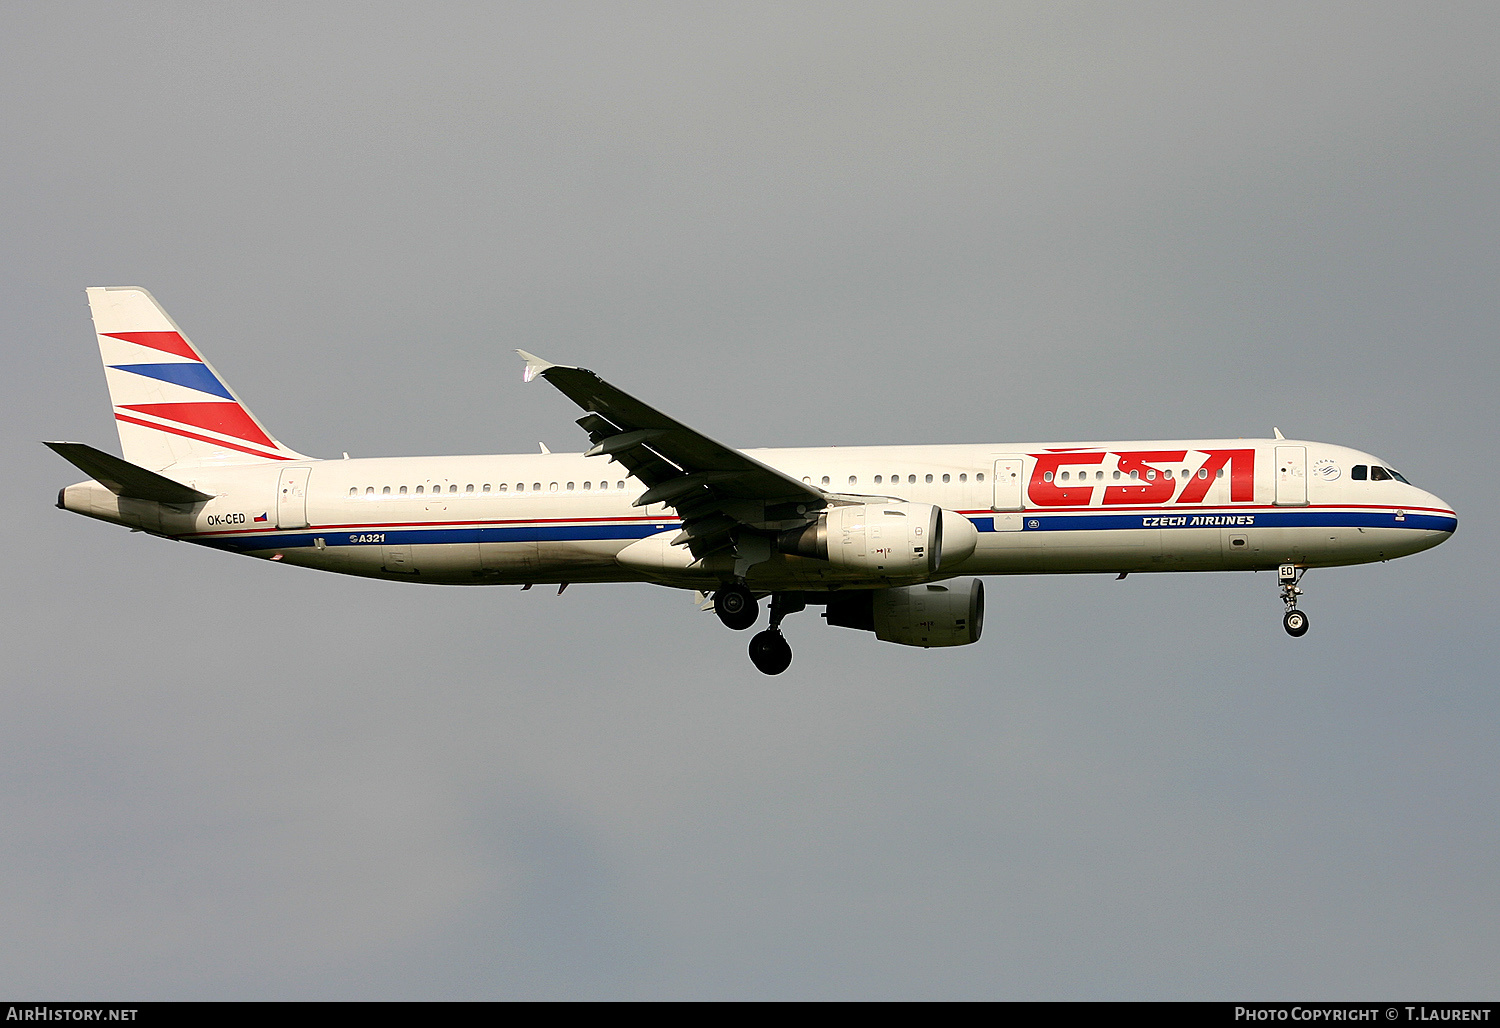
[
  {"left": 714, "top": 584, "right": 759, "bottom": 631},
  {"left": 748, "top": 593, "right": 804, "bottom": 675},
  {"left": 1279, "top": 564, "right": 1309, "bottom": 637}
]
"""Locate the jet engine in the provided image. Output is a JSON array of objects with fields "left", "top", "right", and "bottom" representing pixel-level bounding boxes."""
[
  {"left": 778, "top": 503, "right": 978, "bottom": 576},
  {"left": 823, "top": 578, "right": 985, "bottom": 647}
]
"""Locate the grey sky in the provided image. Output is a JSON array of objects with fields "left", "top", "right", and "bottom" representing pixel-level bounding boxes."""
[{"left": 2, "top": 2, "right": 1497, "bottom": 999}]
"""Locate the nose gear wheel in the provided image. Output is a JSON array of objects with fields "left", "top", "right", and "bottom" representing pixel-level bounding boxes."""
[{"left": 1278, "top": 564, "right": 1309, "bottom": 638}]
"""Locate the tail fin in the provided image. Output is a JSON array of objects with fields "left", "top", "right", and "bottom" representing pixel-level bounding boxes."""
[{"left": 86, "top": 287, "right": 309, "bottom": 470}]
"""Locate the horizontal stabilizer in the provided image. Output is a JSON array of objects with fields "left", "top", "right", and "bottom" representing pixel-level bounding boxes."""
[{"left": 44, "top": 441, "right": 212, "bottom": 504}]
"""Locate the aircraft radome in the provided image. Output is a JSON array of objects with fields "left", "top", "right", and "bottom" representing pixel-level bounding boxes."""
[{"left": 49, "top": 287, "right": 1458, "bottom": 674}]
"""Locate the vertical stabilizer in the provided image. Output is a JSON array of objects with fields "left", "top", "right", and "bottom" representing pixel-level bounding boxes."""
[{"left": 86, "top": 287, "right": 309, "bottom": 470}]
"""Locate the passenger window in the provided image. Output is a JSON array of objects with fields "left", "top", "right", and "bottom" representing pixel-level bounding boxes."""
[
  {"left": 382, "top": 486, "right": 391, "bottom": 495},
  {"left": 959, "top": 474, "right": 967, "bottom": 482},
  {"left": 598, "top": 481, "right": 607, "bottom": 491},
  {"left": 1370, "top": 466, "right": 1391, "bottom": 482},
  {"left": 908, "top": 475, "right": 916, "bottom": 485},
  {"left": 534, "top": 483, "right": 542, "bottom": 492},
  {"left": 416, "top": 485, "right": 424, "bottom": 494},
  {"left": 1130, "top": 470, "right": 1139, "bottom": 480},
  {"left": 567, "top": 482, "right": 574, "bottom": 491},
  {"left": 1147, "top": 470, "right": 1157, "bottom": 480},
  {"left": 450, "top": 484, "right": 458, "bottom": 494},
  {"left": 348, "top": 487, "right": 356, "bottom": 496},
  {"left": 1197, "top": 468, "right": 1207, "bottom": 479},
  {"left": 821, "top": 476, "right": 830, "bottom": 486},
  {"left": 499, "top": 483, "right": 508, "bottom": 492},
  {"left": 549, "top": 482, "right": 558, "bottom": 492},
  {"left": 1216, "top": 468, "right": 1224, "bottom": 478},
  {"left": 942, "top": 474, "right": 950, "bottom": 483},
  {"left": 975, "top": 473, "right": 984, "bottom": 482},
  {"left": 1113, "top": 471, "right": 1121, "bottom": 480},
  {"left": 1096, "top": 471, "right": 1104, "bottom": 480},
  {"left": 1164, "top": 470, "right": 1172, "bottom": 480},
  {"left": 617, "top": 481, "right": 625, "bottom": 490},
  {"left": 466, "top": 484, "right": 474, "bottom": 493},
  {"left": 583, "top": 481, "right": 591, "bottom": 491},
  {"left": 365, "top": 487, "right": 374, "bottom": 495},
  {"left": 874, "top": 475, "right": 883, "bottom": 484},
  {"left": 803, "top": 476, "right": 812, "bottom": 484},
  {"left": 925, "top": 474, "right": 933, "bottom": 483},
  {"left": 1043, "top": 471, "right": 1055, "bottom": 482},
  {"left": 849, "top": 476, "right": 857, "bottom": 486}
]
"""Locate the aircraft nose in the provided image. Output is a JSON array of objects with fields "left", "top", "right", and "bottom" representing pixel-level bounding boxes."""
[{"left": 1420, "top": 488, "right": 1458, "bottom": 539}]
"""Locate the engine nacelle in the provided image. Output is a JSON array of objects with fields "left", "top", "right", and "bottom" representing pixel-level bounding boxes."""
[
  {"left": 824, "top": 578, "right": 985, "bottom": 648},
  {"left": 779, "top": 503, "right": 978, "bottom": 576}
]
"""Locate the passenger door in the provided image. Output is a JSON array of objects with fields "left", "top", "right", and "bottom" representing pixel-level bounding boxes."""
[
  {"left": 1274, "top": 445, "right": 1308, "bottom": 506},
  {"left": 276, "top": 467, "right": 311, "bottom": 528},
  {"left": 991, "top": 455, "right": 1025, "bottom": 531}
]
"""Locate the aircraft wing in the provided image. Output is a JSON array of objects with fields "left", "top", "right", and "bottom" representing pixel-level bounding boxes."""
[{"left": 518, "top": 351, "right": 825, "bottom": 557}]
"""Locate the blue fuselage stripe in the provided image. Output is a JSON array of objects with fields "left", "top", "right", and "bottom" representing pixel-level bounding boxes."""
[
  {"left": 970, "top": 509, "right": 1456, "bottom": 533},
  {"left": 189, "top": 507, "right": 1455, "bottom": 553},
  {"left": 199, "top": 521, "right": 669, "bottom": 551}
]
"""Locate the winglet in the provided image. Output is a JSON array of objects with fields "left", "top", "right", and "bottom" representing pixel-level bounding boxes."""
[
  {"left": 516, "top": 350, "right": 558, "bottom": 384},
  {"left": 1273, "top": 427, "right": 1285, "bottom": 440}
]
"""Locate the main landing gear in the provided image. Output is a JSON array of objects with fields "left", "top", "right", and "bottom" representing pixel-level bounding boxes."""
[
  {"left": 748, "top": 593, "right": 804, "bottom": 676},
  {"left": 713, "top": 584, "right": 759, "bottom": 631},
  {"left": 1279, "top": 564, "right": 1309, "bottom": 638},
  {"left": 714, "top": 586, "right": 803, "bottom": 675}
]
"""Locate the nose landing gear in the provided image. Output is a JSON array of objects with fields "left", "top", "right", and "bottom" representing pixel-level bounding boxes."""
[
  {"left": 1279, "top": 564, "right": 1309, "bottom": 637},
  {"left": 747, "top": 593, "right": 805, "bottom": 675}
]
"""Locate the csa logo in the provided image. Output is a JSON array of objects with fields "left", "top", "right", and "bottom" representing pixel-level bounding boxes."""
[{"left": 1313, "top": 459, "right": 1341, "bottom": 481}]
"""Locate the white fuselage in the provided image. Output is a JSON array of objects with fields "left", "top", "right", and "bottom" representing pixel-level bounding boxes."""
[{"left": 60, "top": 438, "right": 1457, "bottom": 591}]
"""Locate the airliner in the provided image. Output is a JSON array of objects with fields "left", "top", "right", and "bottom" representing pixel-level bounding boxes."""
[{"left": 49, "top": 287, "right": 1458, "bottom": 674}]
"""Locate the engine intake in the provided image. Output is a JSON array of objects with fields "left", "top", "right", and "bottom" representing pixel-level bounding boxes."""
[{"left": 779, "top": 502, "right": 976, "bottom": 576}]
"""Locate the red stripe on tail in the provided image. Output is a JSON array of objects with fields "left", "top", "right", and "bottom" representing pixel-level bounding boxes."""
[
  {"left": 119, "top": 402, "right": 276, "bottom": 448},
  {"left": 113, "top": 413, "right": 293, "bottom": 461},
  {"left": 101, "top": 331, "right": 201, "bottom": 361}
]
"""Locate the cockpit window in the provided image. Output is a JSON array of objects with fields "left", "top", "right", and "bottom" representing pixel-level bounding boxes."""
[
  {"left": 1369, "top": 466, "right": 1392, "bottom": 482},
  {"left": 1389, "top": 469, "right": 1410, "bottom": 484},
  {"left": 1351, "top": 465, "right": 1367, "bottom": 481}
]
